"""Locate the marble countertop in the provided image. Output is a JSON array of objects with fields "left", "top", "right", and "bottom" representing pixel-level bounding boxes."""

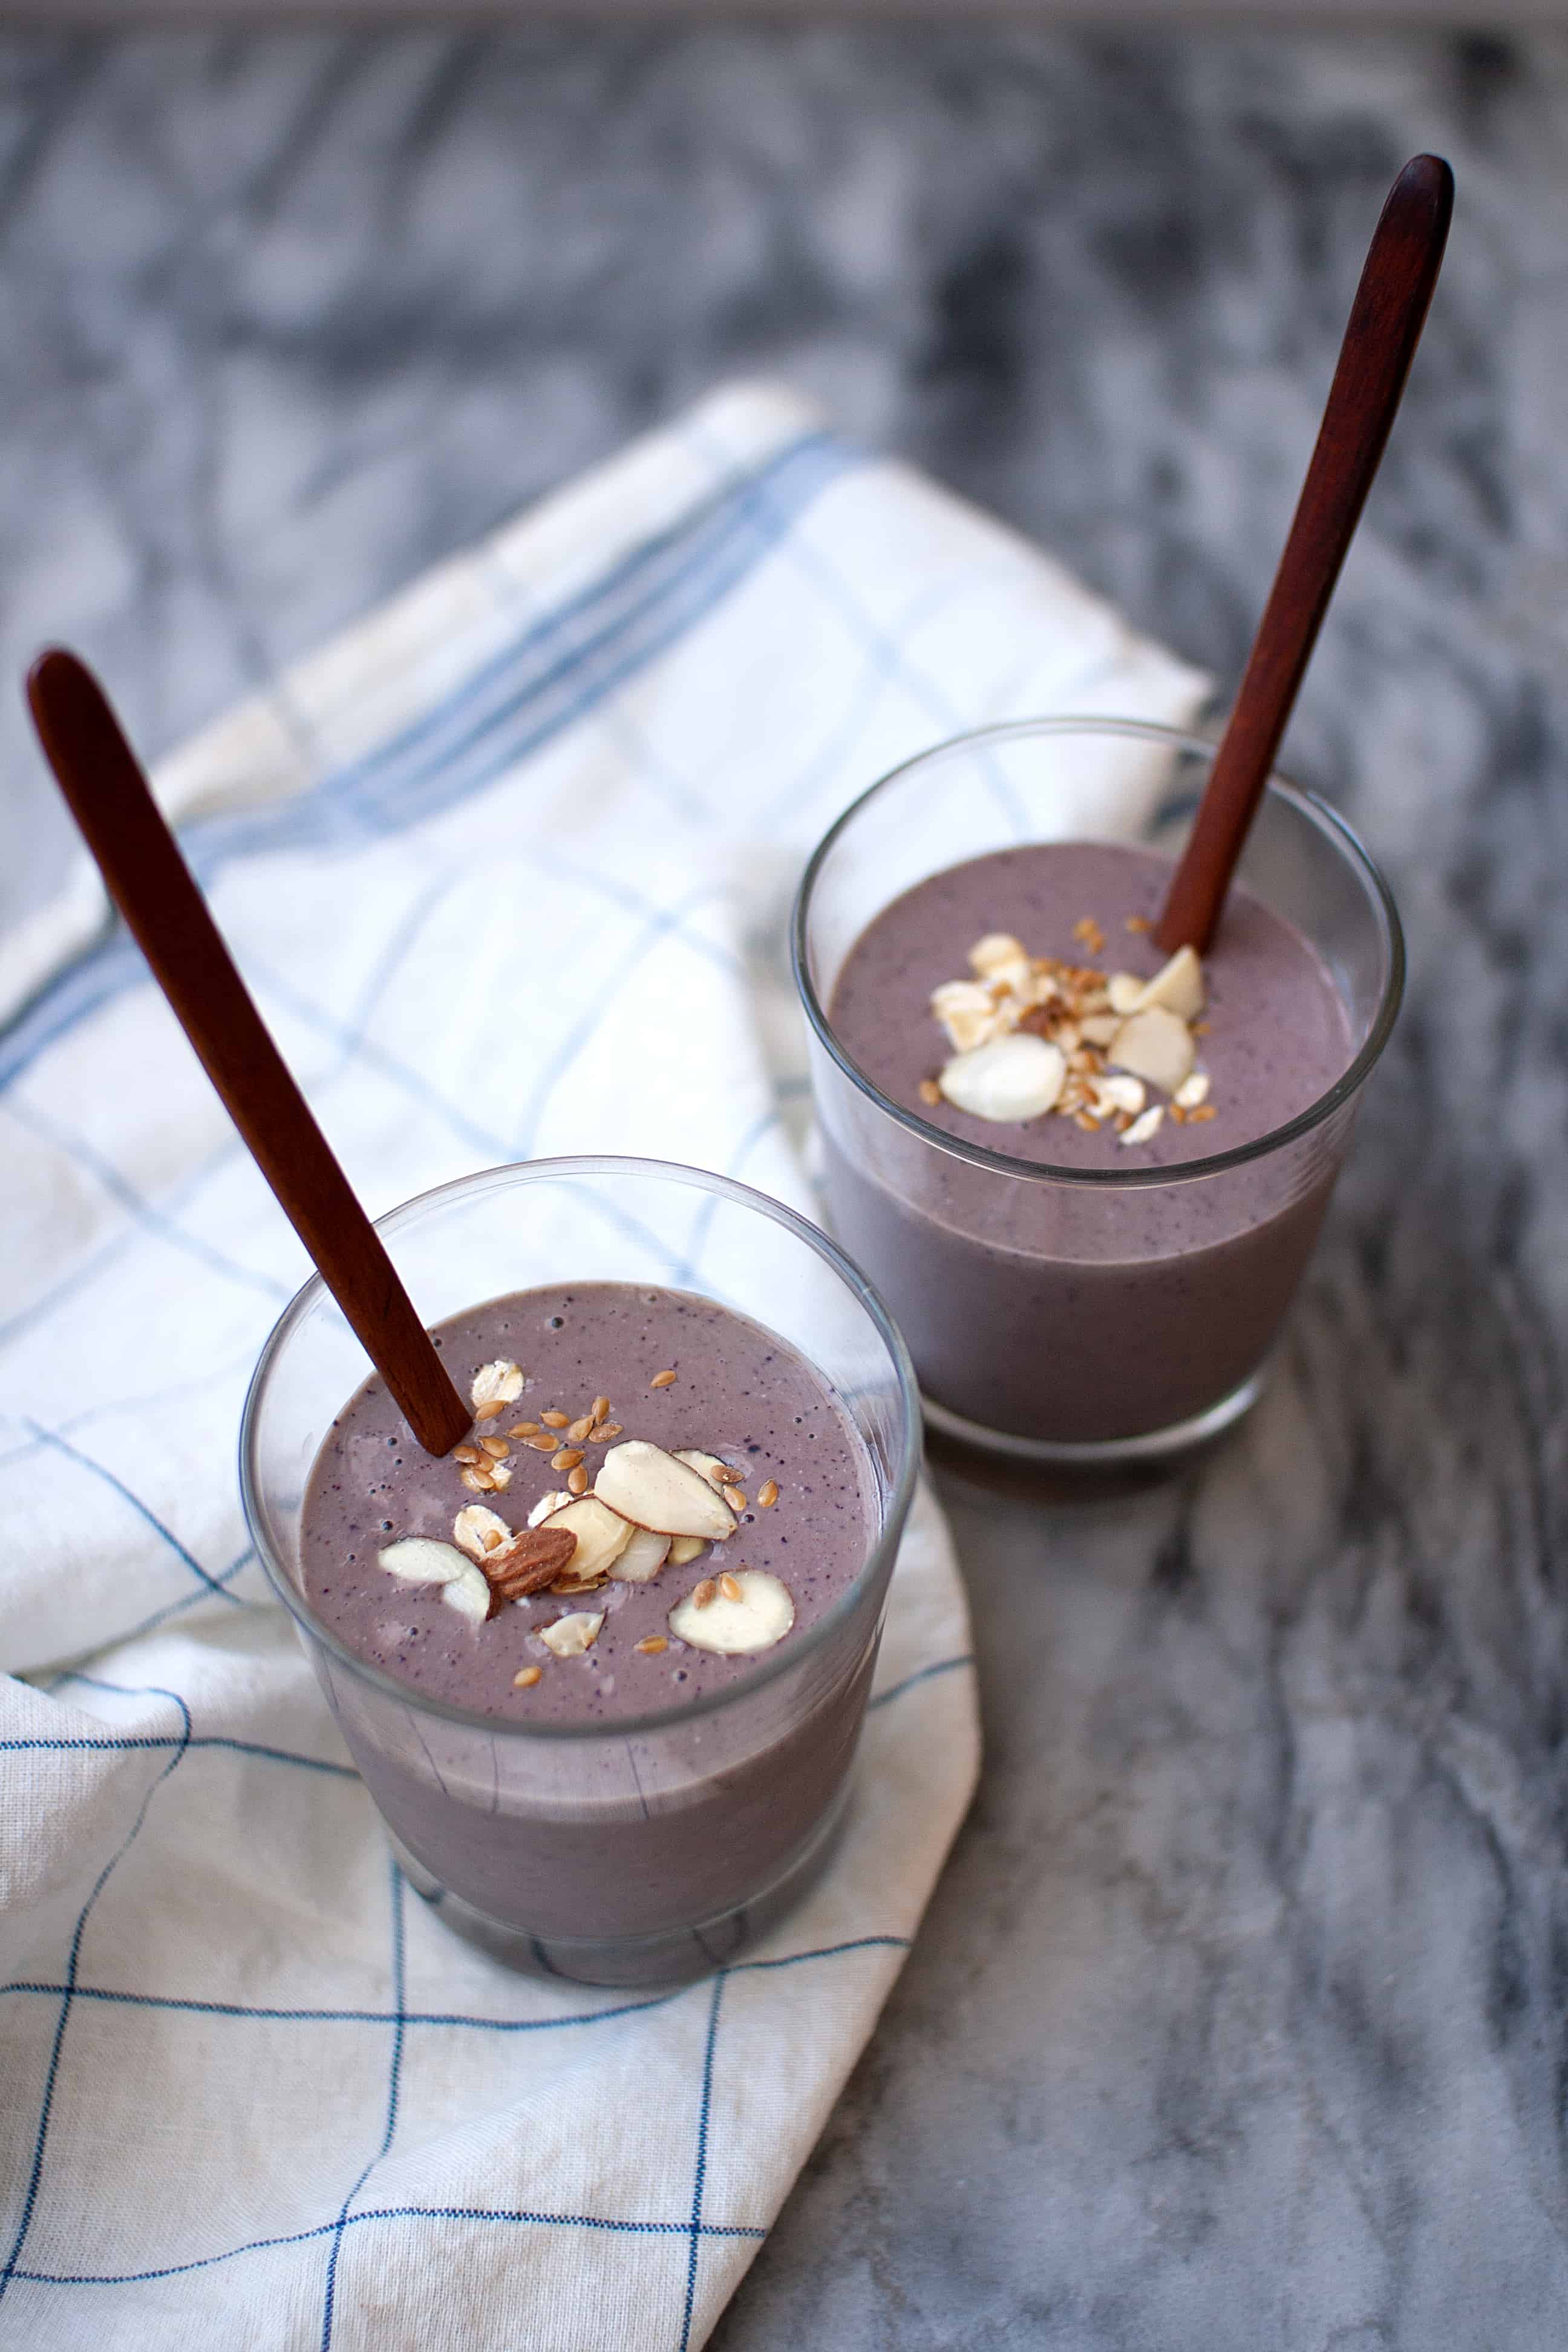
[{"left": 4, "top": 24, "right": 1567, "bottom": 2347}]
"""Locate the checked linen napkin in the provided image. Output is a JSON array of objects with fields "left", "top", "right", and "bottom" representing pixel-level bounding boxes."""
[{"left": 0, "top": 384, "right": 1203, "bottom": 2350}]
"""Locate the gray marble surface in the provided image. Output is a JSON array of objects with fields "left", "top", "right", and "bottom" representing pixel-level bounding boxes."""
[{"left": 4, "top": 24, "right": 1567, "bottom": 2348}]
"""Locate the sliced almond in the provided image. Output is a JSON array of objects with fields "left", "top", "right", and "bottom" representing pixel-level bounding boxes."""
[
  {"left": 440, "top": 1563, "right": 495, "bottom": 1625},
  {"left": 543, "top": 1494, "right": 634, "bottom": 1580},
  {"left": 1174, "top": 1070, "right": 1211, "bottom": 1109},
  {"left": 539, "top": 1610, "right": 603, "bottom": 1659},
  {"left": 471, "top": 1361, "right": 524, "bottom": 1410},
  {"left": 485, "top": 1462, "right": 512, "bottom": 1492},
  {"left": 1119, "top": 1104, "right": 1166, "bottom": 1148},
  {"left": 672, "top": 1449, "right": 747, "bottom": 1524},
  {"left": 930, "top": 978, "right": 1000, "bottom": 1053},
  {"left": 669, "top": 1569, "right": 795, "bottom": 1656},
  {"left": 968, "top": 932, "right": 1027, "bottom": 976},
  {"left": 452, "top": 1504, "right": 514, "bottom": 1561},
  {"left": 377, "top": 1537, "right": 470, "bottom": 1586},
  {"left": 1087, "top": 1072, "right": 1146, "bottom": 1117},
  {"left": 1108, "top": 1005, "right": 1194, "bottom": 1096},
  {"left": 1134, "top": 944, "right": 1205, "bottom": 1020},
  {"left": 610, "top": 1525, "right": 673, "bottom": 1583},
  {"left": 596, "top": 1440, "right": 737, "bottom": 1540},
  {"left": 668, "top": 1535, "right": 708, "bottom": 1567},
  {"left": 528, "top": 1490, "right": 571, "bottom": 1527},
  {"left": 1105, "top": 946, "right": 1204, "bottom": 1022},
  {"left": 938, "top": 1034, "right": 1065, "bottom": 1124}
]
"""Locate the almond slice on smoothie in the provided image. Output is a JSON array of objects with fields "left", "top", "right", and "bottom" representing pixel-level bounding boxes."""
[{"left": 594, "top": 1440, "right": 737, "bottom": 1541}]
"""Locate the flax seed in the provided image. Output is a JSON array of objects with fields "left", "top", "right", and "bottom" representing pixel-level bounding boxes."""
[
  {"left": 540, "top": 1410, "right": 569, "bottom": 1429},
  {"left": 513, "top": 1666, "right": 543, "bottom": 1690},
  {"left": 479, "top": 1436, "right": 511, "bottom": 1460},
  {"left": 567, "top": 1465, "right": 589, "bottom": 1497},
  {"left": 474, "top": 1399, "right": 506, "bottom": 1420},
  {"left": 918, "top": 1078, "right": 942, "bottom": 1106},
  {"left": 567, "top": 1415, "right": 595, "bottom": 1445},
  {"left": 757, "top": 1480, "right": 779, "bottom": 1509},
  {"left": 718, "top": 1572, "right": 743, "bottom": 1602},
  {"left": 452, "top": 1445, "right": 483, "bottom": 1465},
  {"left": 525, "top": 1433, "right": 558, "bottom": 1454},
  {"left": 692, "top": 1578, "right": 717, "bottom": 1608},
  {"left": 635, "top": 1636, "right": 668, "bottom": 1656},
  {"left": 507, "top": 1422, "right": 541, "bottom": 1439},
  {"left": 651, "top": 1370, "right": 677, "bottom": 1388},
  {"left": 591, "top": 1422, "right": 621, "bottom": 1442},
  {"left": 591, "top": 1397, "right": 611, "bottom": 1425},
  {"left": 1187, "top": 1103, "right": 1217, "bottom": 1122},
  {"left": 552, "top": 1448, "right": 583, "bottom": 1472}
]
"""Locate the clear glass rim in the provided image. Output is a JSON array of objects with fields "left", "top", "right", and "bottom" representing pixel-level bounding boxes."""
[
  {"left": 790, "top": 715, "right": 1406, "bottom": 1190},
  {"left": 238, "top": 1153, "right": 923, "bottom": 1744}
]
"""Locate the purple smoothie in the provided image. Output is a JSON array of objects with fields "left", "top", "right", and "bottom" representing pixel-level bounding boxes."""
[
  {"left": 822, "top": 840, "right": 1356, "bottom": 1445},
  {"left": 298, "top": 1282, "right": 882, "bottom": 1957}
]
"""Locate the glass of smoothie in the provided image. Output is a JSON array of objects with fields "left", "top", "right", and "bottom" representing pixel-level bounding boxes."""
[
  {"left": 792, "top": 716, "right": 1402, "bottom": 1465},
  {"left": 241, "top": 1155, "right": 920, "bottom": 1988}
]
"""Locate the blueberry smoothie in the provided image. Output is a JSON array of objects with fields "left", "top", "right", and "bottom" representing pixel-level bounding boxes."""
[
  {"left": 298, "top": 1282, "right": 882, "bottom": 1958},
  {"left": 822, "top": 839, "right": 1357, "bottom": 1446}
]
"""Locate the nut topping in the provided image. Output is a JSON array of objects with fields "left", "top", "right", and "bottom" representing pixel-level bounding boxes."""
[
  {"left": 471, "top": 1361, "right": 524, "bottom": 1410},
  {"left": 670, "top": 1569, "right": 795, "bottom": 1656}
]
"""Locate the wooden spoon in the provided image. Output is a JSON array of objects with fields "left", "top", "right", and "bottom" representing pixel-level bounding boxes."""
[
  {"left": 1155, "top": 153, "right": 1454, "bottom": 956},
  {"left": 27, "top": 648, "right": 471, "bottom": 1459}
]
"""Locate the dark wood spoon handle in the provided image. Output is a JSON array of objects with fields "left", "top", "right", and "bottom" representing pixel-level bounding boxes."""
[
  {"left": 27, "top": 648, "right": 471, "bottom": 1458},
  {"left": 1156, "top": 154, "right": 1454, "bottom": 955}
]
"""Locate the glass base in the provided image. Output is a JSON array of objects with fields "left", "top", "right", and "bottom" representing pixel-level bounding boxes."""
[
  {"left": 921, "top": 1362, "right": 1269, "bottom": 1469},
  {"left": 388, "top": 1777, "right": 854, "bottom": 1990}
]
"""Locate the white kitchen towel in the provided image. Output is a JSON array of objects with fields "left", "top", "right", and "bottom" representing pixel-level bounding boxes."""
[{"left": 0, "top": 383, "right": 1205, "bottom": 2351}]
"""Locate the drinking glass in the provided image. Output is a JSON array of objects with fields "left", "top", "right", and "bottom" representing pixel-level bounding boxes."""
[
  {"left": 241, "top": 1156, "right": 920, "bottom": 1987},
  {"left": 792, "top": 717, "right": 1402, "bottom": 1464}
]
